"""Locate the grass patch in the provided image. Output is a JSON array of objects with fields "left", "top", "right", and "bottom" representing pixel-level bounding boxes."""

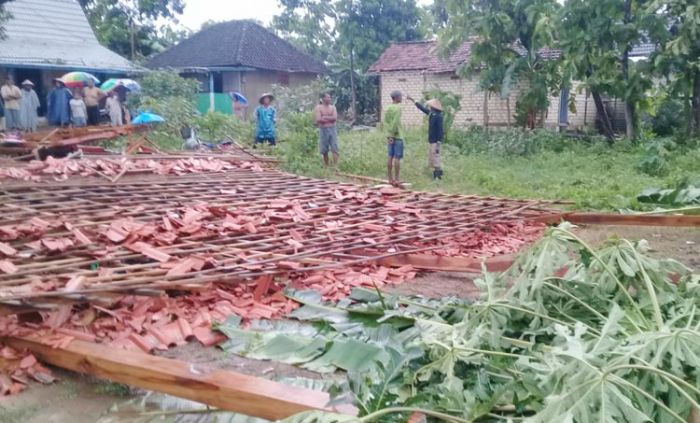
[
  {"left": 0, "top": 405, "right": 39, "bottom": 423},
  {"left": 278, "top": 126, "right": 700, "bottom": 210},
  {"left": 94, "top": 381, "right": 132, "bottom": 397}
]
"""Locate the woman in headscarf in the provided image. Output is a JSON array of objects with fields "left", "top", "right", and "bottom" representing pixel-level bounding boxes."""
[{"left": 19, "top": 80, "right": 40, "bottom": 132}]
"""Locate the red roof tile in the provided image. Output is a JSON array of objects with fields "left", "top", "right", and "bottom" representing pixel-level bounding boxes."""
[
  {"left": 369, "top": 40, "right": 473, "bottom": 74},
  {"left": 369, "top": 40, "right": 562, "bottom": 74}
]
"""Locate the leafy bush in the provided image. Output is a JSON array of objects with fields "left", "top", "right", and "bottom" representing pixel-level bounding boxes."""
[
  {"left": 129, "top": 71, "right": 202, "bottom": 149},
  {"left": 637, "top": 177, "right": 700, "bottom": 206},
  {"left": 445, "top": 127, "right": 603, "bottom": 156},
  {"left": 272, "top": 79, "right": 330, "bottom": 116},
  {"left": 650, "top": 98, "right": 688, "bottom": 137},
  {"left": 277, "top": 111, "right": 320, "bottom": 173},
  {"left": 194, "top": 111, "right": 254, "bottom": 143},
  {"left": 637, "top": 138, "right": 674, "bottom": 177},
  {"left": 139, "top": 70, "right": 199, "bottom": 99}
]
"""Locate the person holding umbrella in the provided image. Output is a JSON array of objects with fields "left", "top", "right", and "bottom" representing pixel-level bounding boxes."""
[
  {"left": 47, "top": 79, "right": 72, "bottom": 127},
  {"left": 83, "top": 78, "right": 104, "bottom": 126},
  {"left": 254, "top": 93, "right": 276, "bottom": 146},
  {"left": 1, "top": 76, "right": 22, "bottom": 131},
  {"left": 19, "top": 80, "right": 40, "bottom": 132},
  {"left": 406, "top": 95, "right": 445, "bottom": 180}
]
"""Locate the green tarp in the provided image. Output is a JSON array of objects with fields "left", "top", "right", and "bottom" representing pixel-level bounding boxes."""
[{"left": 197, "top": 93, "right": 233, "bottom": 115}]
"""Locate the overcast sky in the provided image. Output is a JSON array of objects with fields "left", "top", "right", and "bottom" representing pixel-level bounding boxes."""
[{"left": 180, "top": 0, "right": 432, "bottom": 31}]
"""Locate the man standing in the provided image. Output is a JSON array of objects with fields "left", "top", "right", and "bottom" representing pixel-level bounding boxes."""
[
  {"left": 83, "top": 79, "right": 104, "bottom": 126},
  {"left": 47, "top": 79, "right": 72, "bottom": 127},
  {"left": 384, "top": 90, "right": 404, "bottom": 186},
  {"left": 1, "top": 76, "right": 22, "bottom": 131},
  {"left": 19, "top": 80, "right": 40, "bottom": 132},
  {"left": 255, "top": 93, "right": 276, "bottom": 146},
  {"left": 407, "top": 95, "right": 444, "bottom": 179},
  {"left": 314, "top": 93, "right": 339, "bottom": 167}
]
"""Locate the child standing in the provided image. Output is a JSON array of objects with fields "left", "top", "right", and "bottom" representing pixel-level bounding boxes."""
[
  {"left": 255, "top": 93, "right": 276, "bottom": 146},
  {"left": 70, "top": 89, "right": 88, "bottom": 128},
  {"left": 384, "top": 90, "right": 404, "bottom": 186},
  {"left": 105, "top": 91, "right": 123, "bottom": 127},
  {"left": 407, "top": 96, "right": 444, "bottom": 179}
]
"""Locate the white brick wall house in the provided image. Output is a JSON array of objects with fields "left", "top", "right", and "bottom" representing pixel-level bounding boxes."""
[{"left": 370, "top": 41, "right": 596, "bottom": 131}]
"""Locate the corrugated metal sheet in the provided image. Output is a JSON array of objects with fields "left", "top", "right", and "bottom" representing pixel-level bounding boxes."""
[{"left": 0, "top": 0, "right": 139, "bottom": 72}]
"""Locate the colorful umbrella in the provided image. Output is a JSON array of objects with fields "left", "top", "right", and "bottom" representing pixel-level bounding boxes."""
[
  {"left": 132, "top": 111, "right": 165, "bottom": 125},
  {"left": 59, "top": 72, "right": 100, "bottom": 88},
  {"left": 101, "top": 78, "right": 141, "bottom": 93},
  {"left": 229, "top": 91, "right": 248, "bottom": 106}
]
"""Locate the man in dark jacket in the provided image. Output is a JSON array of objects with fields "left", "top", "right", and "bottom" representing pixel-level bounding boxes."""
[{"left": 407, "top": 96, "right": 444, "bottom": 179}]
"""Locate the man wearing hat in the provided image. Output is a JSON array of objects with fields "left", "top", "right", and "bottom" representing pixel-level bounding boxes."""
[
  {"left": 1, "top": 76, "right": 22, "bottom": 131},
  {"left": 255, "top": 93, "right": 277, "bottom": 146},
  {"left": 407, "top": 95, "right": 445, "bottom": 179},
  {"left": 19, "top": 80, "right": 40, "bottom": 132},
  {"left": 384, "top": 90, "right": 405, "bottom": 186}
]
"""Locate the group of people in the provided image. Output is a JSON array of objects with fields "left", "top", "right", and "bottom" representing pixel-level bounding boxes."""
[
  {"left": 1, "top": 76, "right": 126, "bottom": 133},
  {"left": 253, "top": 90, "right": 443, "bottom": 187}
]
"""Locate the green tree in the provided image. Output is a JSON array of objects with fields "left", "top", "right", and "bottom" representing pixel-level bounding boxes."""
[
  {"left": 272, "top": 0, "right": 423, "bottom": 122},
  {"left": 648, "top": 0, "right": 700, "bottom": 137},
  {"left": 558, "top": 0, "right": 655, "bottom": 141},
  {"left": 271, "top": 0, "right": 337, "bottom": 63},
  {"left": 79, "top": 0, "right": 185, "bottom": 60},
  {"left": 335, "top": 0, "right": 423, "bottom": 120},
  {"left": 440, "top": 0, "right": 561, "bottom": 129}
]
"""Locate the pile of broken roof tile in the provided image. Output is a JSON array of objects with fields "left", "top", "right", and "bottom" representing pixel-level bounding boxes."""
[
  {"left": 0, "top": 156, "right": 264, "bottom": 183},
  {"left": 0, "top": 345, "right": 55, "bottom": 396}
]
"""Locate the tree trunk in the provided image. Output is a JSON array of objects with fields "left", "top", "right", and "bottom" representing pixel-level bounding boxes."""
[
  {"left": 483, "top": 92, "right": 489, "bottom": 130},
  {"left": 349, "top": 41, "right": 357, "bottom": 125},
  {"left": 692, "top": 70, "right": 700, "bottom": 136},
  {"left": 592, "top": 90, "right": 615, "bottom": 143},
  {"left": 621, "top": 0, "right": 635, "bottom": 141},
  {"left": 129, "top": 19, "right": 136, "bottom": 60},
  {"left": 506, "top": 97, "right": 511, "bottom": 127}
]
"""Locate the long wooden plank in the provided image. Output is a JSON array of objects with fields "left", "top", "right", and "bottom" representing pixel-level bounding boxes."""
[
  {"left": 537, "top": 213, "right": 700, "bottom": 227},
  {"left": 4, "top": 336, "right": 352, "bottom": 420},
  {"left": 378, "top": 253, "right": 516, "bottom": 272}
]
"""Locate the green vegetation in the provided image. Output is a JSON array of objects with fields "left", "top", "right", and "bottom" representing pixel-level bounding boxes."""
[
  {"left": 94, "top": 381, "right": 132, "bottom": 397},
  {"left": 278, "top": 122, "right": 700, "bottom": 210},
  {"left": 215, "top": 226, "right": 700, "bottom": 422}
]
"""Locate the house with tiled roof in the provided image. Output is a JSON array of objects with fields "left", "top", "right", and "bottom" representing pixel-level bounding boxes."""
[
  {"left": 146, "top": 20, "right": 326, "bottom": 116},
  {"left": 0, "top": 0, "right": 140, "bottom": 118},
  {"left": 370, "top": 40, "right": 594, "bottom": 130}
]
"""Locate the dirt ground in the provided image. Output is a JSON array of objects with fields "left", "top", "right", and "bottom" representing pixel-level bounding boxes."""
[{"left": 1, "top": 224, "right": 697, "bottom": 423}]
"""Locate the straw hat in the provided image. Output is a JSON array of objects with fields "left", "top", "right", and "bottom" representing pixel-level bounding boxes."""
[
  {"left": 21, "top": 80, "right": 34, "bottom": 86},
  {"left": 259, "top": 93, "right": 274, "bottom": 104},
  {"left": 426, "top": 99, "right": 443, "bottom": 111}
]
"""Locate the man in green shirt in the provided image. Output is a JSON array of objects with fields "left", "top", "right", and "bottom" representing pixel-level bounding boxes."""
[{"left": 384, "top": 90, "right": 404, "bottom": 186}]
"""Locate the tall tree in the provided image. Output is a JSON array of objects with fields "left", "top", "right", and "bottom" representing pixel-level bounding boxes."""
[
  {"left": 335, "top": 0, "right": 423, "bottom": 120},
  {"left": 648, "top": 0, "right": 700, "bottom": 137},
  {"left": 271, "top": 0, "right": 337, "bottom": 63},
  {"left": 79, "top": 0, "right": 185, "bottom": 60},
  {"left": 271, "top": 0, "right": 422, "bottom": 121},
  {"left": 440, "top": 0, "right": 560, "bottom": 129},
  {"left": 558, "top": 0, "right": 654, "bottom": 141}
]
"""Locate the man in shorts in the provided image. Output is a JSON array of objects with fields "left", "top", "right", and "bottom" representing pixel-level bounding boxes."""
[
  {"left": 384, "top": 90, "right": 404, "bottom": 186},
  {"left": 314, "top": 93, "right": 339, "bottom": 167}
]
